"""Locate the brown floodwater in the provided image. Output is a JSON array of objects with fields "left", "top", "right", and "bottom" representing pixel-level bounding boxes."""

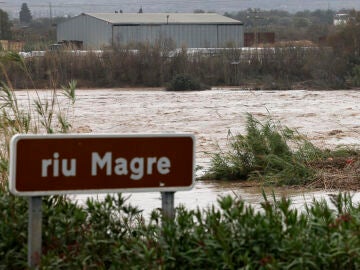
[{"left": 14, "top": 88, "right": 360, "bottom": 215}]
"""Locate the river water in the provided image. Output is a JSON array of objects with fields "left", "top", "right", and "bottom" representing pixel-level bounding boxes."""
[{"left": 15, "top": 88, "right": 360, "bottom": 215}]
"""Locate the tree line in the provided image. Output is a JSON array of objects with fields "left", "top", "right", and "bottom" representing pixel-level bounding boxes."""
[
  {"left": 225, "top": 8, "right": 336, "bottom": 43},
  {"left": 0, "top": 7, "right": 360, "bottom": 89}
]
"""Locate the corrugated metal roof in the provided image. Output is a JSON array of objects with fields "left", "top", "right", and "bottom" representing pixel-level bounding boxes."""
[{"left": 85, "top": 13, "right": 242, "bottom": 25}]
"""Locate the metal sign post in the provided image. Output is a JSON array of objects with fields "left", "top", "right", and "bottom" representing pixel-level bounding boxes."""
[
  {"left": 161, "top": 191, "right": 175, "bottom": 219},
  {"left": 28, "top": 196, "right": 42, "bottom": 267}
]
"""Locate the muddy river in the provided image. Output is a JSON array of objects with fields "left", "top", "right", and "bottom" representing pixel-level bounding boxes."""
[{"left": 15, "top": 88, "right": 360, "bottom": 215}]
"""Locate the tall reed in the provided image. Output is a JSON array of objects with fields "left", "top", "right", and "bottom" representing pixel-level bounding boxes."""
[{"left": 0, "top": 52, "right": 77, "bottom": 188}]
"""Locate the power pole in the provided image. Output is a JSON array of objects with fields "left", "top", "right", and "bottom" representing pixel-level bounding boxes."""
[
  {"left": 249, "top": 8, "right": 262, "bottom": 47},
  {"left": 49, "top": 3, "right": 53, "bottom": 26},
  {"left": 0, "top": 2, "right": 5, "bottom": 40}
]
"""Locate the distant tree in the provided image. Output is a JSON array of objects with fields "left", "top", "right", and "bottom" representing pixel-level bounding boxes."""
[
  {"left": 19, "top": 3, "right": 32, "bottom": 24},
  {"left": 0, "top": 9, "right": 12, "bottom": 40},
  {"left": 293, "top": 17, "right": 311, "bottom": 28},
  {"left": 193, "top": 9, "right": 205, "bottom": 13}
]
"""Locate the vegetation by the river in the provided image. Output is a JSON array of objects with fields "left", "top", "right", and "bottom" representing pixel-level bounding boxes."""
[
  {"left": 3, "top": 190, "right": 360, "bottom": 269},
  {"left": 0, "top": 41, "right": 354, "bottom": 90},
  {"left": 1, "top": 53, "right": 360, "bottom": 268},
  {"left": 204, "top": 114, "right": 360, "bottom": 189}
]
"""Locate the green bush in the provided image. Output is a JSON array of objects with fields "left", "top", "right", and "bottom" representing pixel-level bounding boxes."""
[
  {"left": 204, "top": 114, "right": 323, "bottom": 185},
  {"left": 350, "top": 65, "right": 360, "bottom": 87},
  {"left": 2, "top": 191, "right": 360, "bottom": 269},
  {"left": 166, "top": 73, "right": 209, "bottom": 91}
]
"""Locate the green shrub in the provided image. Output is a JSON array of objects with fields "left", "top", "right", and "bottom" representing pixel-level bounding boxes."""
[
  {"left": 350, "top": 65, "right": 360, "bottom": 87},
  {"left": 166, "top": 73, "right": 208, "bottom": 91},
  {"left": 204, "top": 114, "right": 323, "bottom": 185},
  {"left": 2, "top": 191, "right": 360, "bottom": 269}
]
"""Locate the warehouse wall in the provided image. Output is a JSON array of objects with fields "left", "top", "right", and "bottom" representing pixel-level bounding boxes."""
[
  {"left": 113, "top": 24, "right": 243, "bottom": 48},
  {"left": 58, "top": 14, "right": 243, "bottom": 49},
  {"left": 217, "top": 24, "right": 243, "bottom": 47},
  {"left": 57, "top": 14, "right": 112, "bottom": 49}
]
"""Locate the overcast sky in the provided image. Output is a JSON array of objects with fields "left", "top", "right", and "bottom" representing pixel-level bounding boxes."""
[{"left": 3, "top": 0, "right": 360, "bottom": 18}]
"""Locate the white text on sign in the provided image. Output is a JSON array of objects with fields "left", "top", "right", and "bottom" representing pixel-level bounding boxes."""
[{"left": 41, "top": 152, "right": 171, "bottom": 180}]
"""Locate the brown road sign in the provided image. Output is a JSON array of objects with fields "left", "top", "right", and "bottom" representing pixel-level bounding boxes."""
[{"left": 9, "top": 134, "right": 195, "bottom": 196}]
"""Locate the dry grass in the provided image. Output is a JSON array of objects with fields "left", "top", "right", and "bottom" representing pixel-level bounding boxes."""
[{"left": 307, "top": 155, "right": 360, "bottom": 190}]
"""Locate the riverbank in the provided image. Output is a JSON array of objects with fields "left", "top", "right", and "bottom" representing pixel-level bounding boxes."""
[
  {"left": 200, "top": 150, "right": 360, "bottom": 191},
  {"left": 3, "top": 43, "right": 358, "bottom": 90}
]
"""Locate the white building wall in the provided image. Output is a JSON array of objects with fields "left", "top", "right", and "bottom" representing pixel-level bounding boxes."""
[
  {"left": 113, "top": 25, "right": 162, "bottom": 45},
  {"left": 217, "top": 24, "right": 244, "bottom": 47},
  {"left": 113, "top": 24, "right": 243, "bottom": 48},
  {"left": 57, "top": 14, "right": 112, "bottom": 49}
]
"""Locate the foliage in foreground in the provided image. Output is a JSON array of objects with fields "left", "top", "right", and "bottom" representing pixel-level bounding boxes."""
[
  {"left": 204, "top": 114, "right": 358, "bottom": 185},
  {"left": 2, "top": 191, "right": 360, "bottom": 269}
]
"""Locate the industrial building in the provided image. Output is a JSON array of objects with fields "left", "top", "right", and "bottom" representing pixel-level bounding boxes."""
[{"left": 56, "top": 13, "right": 243, "bottom": 49}]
